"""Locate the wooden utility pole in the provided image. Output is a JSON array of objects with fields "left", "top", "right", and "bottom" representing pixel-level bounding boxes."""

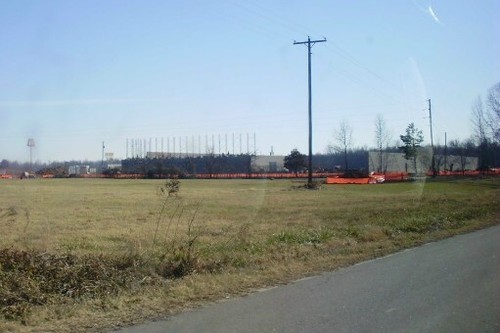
[
  {"left": 294, "top": 36, "right": 326, "bottom": 186},
  {"left": 428, "top": 99, "right": 436, "bottom": 177},
  {"left": 444, "top": 132, "right": 448, "bottom": 172},
  {"left": 101, "top": 141, "right": 105, "bottom": 172}
]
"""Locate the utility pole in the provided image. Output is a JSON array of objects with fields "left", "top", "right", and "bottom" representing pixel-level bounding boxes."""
[
  {"left": 428, "top": 99, "right": 436, "bottom": 177},
  {"left": 294, "top": 36, "right": 326, "bottom": 186},
  {"left": 101, "top": 141, "right": 105, "bottom": 172},
  {"left": 444, "top": 132, "right": 448, "bottom": 173}
]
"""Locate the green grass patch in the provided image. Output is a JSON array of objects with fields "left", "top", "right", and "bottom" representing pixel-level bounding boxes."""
[{"left": 268, "top": 227, "right": 334, "bottom": 245}]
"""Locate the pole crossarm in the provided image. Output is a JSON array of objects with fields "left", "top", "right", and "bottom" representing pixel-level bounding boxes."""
[{"left": 293, "top": 37, "right": 327, "bottom": 46}]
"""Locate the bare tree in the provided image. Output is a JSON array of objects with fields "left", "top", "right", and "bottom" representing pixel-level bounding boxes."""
[
  {"left": 486, "top": 81, "right": 500, "bottom": 144},
  {"left": 432, "top": 143, "right": 446, "bottom": 173},
  {"left": 332, "top": 119, "right": 353, "bottom": 171},
  {"left": 449, "top": 139, "right": 475, "bottom": 175},
  {"left": 471, "top": 96, "right": 488, "bottom": 144},
  {"left": 471, "top": 96, "right": 490, "bottom": 169},
  {"left": 374, "top": 114, "right": 392, "bottom": 173}
]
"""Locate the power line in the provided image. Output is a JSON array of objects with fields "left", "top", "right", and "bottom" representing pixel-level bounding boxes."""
[{"left": 226, "top": 1, "right": 410, "bottom": 113}]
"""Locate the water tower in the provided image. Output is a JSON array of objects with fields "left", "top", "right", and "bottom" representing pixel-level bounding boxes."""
[{"left": 27, "top": 138, "right": 35, "bottom": 171}]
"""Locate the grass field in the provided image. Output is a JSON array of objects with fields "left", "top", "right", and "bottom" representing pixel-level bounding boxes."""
[{"left": 1, "top": 177, "right": 499, "bottom": 332}]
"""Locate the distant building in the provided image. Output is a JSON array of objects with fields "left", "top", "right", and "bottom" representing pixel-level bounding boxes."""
[
  {"left": 367, "top": 151, "right": 478, "bottom": 174},
  {"left": 107, "top": 163, "right": 122, "bottom": 170},
  {"left": 68, "top": 165, "right": 90, "bottom": 176},
  {"left": 252, "top": 155, "right": 285, "bottom": 172}
]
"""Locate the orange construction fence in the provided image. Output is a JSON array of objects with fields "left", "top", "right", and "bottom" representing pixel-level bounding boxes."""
[
  {"left": 326, "top": 177, "right": 371, "bottom": 184},
  {"left": 326, "top": 172, "right": 407, "bottom": 184}
]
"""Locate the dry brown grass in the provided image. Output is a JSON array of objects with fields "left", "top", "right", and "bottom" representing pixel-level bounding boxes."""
[{"left": 0, "top": 177, "right": 498, "bottom": 332}]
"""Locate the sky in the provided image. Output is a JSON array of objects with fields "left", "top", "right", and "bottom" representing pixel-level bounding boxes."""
[{"left": 1, "top": 0, "right": 499, "bottom": 162}]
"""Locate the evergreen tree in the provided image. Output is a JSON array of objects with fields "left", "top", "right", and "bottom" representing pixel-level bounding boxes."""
[
  {"left": 399, "top": 123, "right": 424, "bottom": 174},
  {"left": 284, "top": 149, "right": 307, "bottom": 176}
]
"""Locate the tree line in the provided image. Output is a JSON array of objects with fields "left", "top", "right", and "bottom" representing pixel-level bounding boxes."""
[{"left": 296, "top": 81, "right": 500, "bottom": 174}]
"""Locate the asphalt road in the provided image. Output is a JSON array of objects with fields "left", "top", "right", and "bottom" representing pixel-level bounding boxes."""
[{"left": 114, "top": 225, "right": 500, "bottom": 333}]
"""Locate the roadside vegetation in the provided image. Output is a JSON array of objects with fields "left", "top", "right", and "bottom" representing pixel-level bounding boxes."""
[{"left": 0, "top": 177, "right": 498, "bottom": 332}]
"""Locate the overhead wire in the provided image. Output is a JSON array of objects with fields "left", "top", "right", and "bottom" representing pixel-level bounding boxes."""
[
  {"left": 74, "top": 1, "right": 412, "bottom": 133},
  {"left": 26, "top": 4, "right": 417, "bottom": 142},
  {"left": 226, "top": 1, "right": 412, "bottom": 110}
]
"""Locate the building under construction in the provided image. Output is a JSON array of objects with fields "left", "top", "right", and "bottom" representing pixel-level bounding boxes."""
[
  {"left": 121, "top": 149, "right": 478, "bottom": 178},
  {"left": 121, "top": 153, "right": 287, "bottom": 177}
]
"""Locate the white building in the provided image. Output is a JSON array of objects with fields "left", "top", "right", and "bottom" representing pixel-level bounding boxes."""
[
  {"left": 252, "top": 155, "right": 286, "bottom": 172},
  {"left": 68, "top": 165, "right": 90, "bottom": 176}
]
